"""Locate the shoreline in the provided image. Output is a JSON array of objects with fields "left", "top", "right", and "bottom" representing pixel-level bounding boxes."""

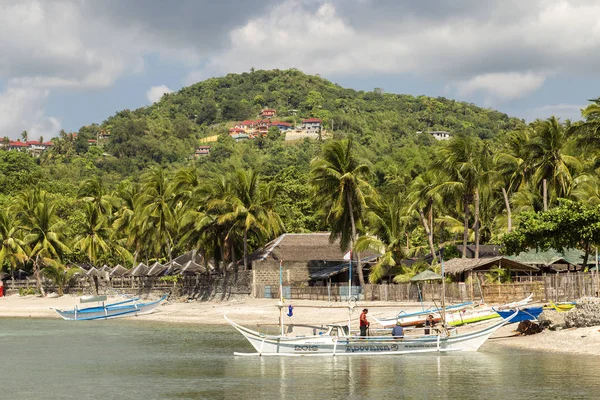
[{"left": 2, "top": 294, "right": 600, "bottom": 356}]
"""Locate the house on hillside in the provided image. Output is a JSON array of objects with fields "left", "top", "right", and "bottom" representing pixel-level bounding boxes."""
[
  {"left": 429, "top": 131, "right": 451, "bottom": 140},
  {"left": 250, "top": 233, "right": 380, "bottom": 289},
  {"left": 261, "top": 108, "right": 276, "bottom": 118},
  {"left": 195, "top": 145, "right": 211, "bottom": 157},
  {"left": 302, "top": 118, "right": 322, "bottom": 136},
  {"left": 271, "top": 121, "right": 293, "bottom": 131}
]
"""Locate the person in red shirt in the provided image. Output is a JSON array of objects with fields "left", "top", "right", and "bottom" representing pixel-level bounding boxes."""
[{"left": 359, "top": 308, "right": 369, "bottom": 336}]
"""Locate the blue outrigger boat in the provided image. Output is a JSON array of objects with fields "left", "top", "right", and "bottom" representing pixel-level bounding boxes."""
[
  {"left": 495, "top": 307, "right": 543, "bottom": 324},
  {"left": 52, "top": 294, "right": 167, "bottom": 321}
]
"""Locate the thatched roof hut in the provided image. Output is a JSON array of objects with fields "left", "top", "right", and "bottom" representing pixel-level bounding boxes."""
[
  {"left": 146, "top": 262, "right": 167, "bottom": 277},
  {"left": 126, "top": 263, "right": 148, "bottom": 277},
  {"left": 110, "top": 265, "right": 128, "bottom": 277},
  {"left": 443, "top": 257, "right": 539, "bottom": 275}
]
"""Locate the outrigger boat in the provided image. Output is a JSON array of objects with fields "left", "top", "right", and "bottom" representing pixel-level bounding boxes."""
[
  {"left": 52, "top": 294, "right": 167, "bottom": 321},
  {"left": 495, "top": 306, "right": 543, "bottom": 324},
  {"left": 375, "top": 293, "right": 534, "bottom": 327},
  {"left": 225, "top": 312, "right": 517, "bottom": 356}
]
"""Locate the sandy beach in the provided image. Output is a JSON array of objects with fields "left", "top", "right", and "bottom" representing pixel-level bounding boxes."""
[{"left": 2, "top": 294, "right": 599, "bottom": 356}]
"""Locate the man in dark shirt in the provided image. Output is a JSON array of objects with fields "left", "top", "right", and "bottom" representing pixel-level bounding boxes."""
[{"left": 391, "top": 321, "right": 404, "bottom": 338}]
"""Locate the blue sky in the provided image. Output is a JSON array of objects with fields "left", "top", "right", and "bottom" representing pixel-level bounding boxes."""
[{"left": 2, "top": 0, "right": 599, "bottom": 139}]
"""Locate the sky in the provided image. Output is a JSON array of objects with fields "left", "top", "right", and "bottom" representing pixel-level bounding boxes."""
[{"left": 2, "top": 0, "right": 600, "bottom": 140}]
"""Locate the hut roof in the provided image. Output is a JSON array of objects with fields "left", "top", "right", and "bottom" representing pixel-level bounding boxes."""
[
  {"left": 180, "top": 260, "right": 203, "bottom": 275},
  {"left": 127, "top": 263, "right": 148, "bottom": 277},
  {"left": 86, "top": 267, "right": 102, "bottom": 277},
  {"left": 172, "top": 250, "right": 214, "bottom": 270},
  {"left": 410, "top": 270, "right": 443, "bottom": 282},
  {"left": 251, "top": 233, "right": 380, "bottom": 262},
  {"left": 507, "top": 248, "right": 586, "bottom": 267},
  {"left": 146, "top": 262, "right": 167, "bottom": 277},
  {"left": 443, "top": 257, "right": 539, "bottom": 274},
  {"left": 110, "top": 265, "right": 128, "bottom": 276}
]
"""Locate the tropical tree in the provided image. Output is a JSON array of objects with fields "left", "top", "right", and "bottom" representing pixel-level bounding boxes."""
[
  {"left": 137, "top": 168, "right": 177, "bottom": 263},
  {"left": 17, "top": 189, "right": 70, "bottom": 296},
  {"left": 311, "top": 138, "right": 373, "bottom": 286},
  {"left": 72, "top": 202, "right": 121, "bottom": 266},
  {"left": 434, "top": 134, "right": 487, "bottom": 258},
  {"left": 77, "top": 175, "right": 114, "bottom": 216},
  {"left": 525, "top": 117, "right": 581, "bottom": 204},
  {"left": 354, "top": 196, "right": 405, "bottom": 283},
  {"left": 407, "top": 171, "right": 443, "bottom": 262},
  {"left": 42, "top": 264, "right": 80, "bottom": 296},
  {"left": 0, "top": 209, "right": 27, "bottom": 280},
  {"left": 219, "top": 169, "right": 284, "bottom": 271}
]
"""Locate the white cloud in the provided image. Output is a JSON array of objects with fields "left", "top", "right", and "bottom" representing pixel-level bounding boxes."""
[
  {"left": 193, "top": 0, "right": 600, "bottom": 102},
  {"left": 0, "top": 85, "right": 61, "bottom": 140},
  {"left": 452, "top": 72, "right": 547, "bottom": 101},
  {"left": 146, "top": 85, "right": 174, "bottom": 104}
]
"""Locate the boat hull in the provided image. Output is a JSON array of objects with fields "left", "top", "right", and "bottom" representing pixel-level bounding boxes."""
[
  {"left": 53, "top": 296, "right": 166, "bottom": 321},
  {"left": 225, "top": 313, "right": 515, "bottom": 356},
  {"left": 496, "top": 307, "right": 543, "bottom": 323}
]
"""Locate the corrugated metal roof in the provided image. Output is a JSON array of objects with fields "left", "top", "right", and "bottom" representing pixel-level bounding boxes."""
[{"left": 507, "top": 248, "right": 585, "bottom": 266}]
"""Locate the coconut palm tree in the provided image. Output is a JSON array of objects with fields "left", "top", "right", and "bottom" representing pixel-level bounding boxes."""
[
  {"left": 310, "top": 138, "right": 373, "bottom": 286},
  {"left": 407, "top": 171, "right": 443, "bottom": 262},
  {"left": 77, "top": 175, "right": 114, "bottom": 216},
  {"left": 138, "top": 168, "right": 177, "bottom": 263},
  {"left": 42, "top": 263, "right": 80, "bottom": 296},
  {"left": 434, "top": 134, "right": 487, "bottom": 258},
  {"left": 72, "top": 202, "right": 116, "bottom": 266},
  {"left": 17, "top": 189, "right": 69, "bottom": 296},
  {"left": 354, "top": 195, "right": 405, "bottom": 283},
  {"left": 0, "top": 209, "right": 27, "bottom": 280},
  {"left": 219, "top": 169, "right": 284, "bottom": 271},
  {"left": 526, "top": 117, "right": 581, "bottom": 204}
]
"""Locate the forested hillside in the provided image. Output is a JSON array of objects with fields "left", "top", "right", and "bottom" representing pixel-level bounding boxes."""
[{"left": 5, "top": 69, "right": 597, "bottom": 290}]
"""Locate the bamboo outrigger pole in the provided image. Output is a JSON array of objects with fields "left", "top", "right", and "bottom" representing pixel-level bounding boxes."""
[{"left": 279, "top": 259, "right": 284, "bottom": 336}]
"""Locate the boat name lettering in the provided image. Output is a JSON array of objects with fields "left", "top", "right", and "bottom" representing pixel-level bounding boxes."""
[
  {"left": 294, "top": 345, "right": 319, "bottom": 352},
  {"left": 345, "top": 344, "right": 399, "bottom": 353}
]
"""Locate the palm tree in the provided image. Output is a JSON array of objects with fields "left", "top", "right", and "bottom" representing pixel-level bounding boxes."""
[
  {"left": 220, "top": 169, "right": 284, "bottom": 271},
  {"left": 112, "top": 181, "right": 144, "bottom": 267},
  {"left": 17, "top": 189, "right": 70, "bottom": 296},
  {"left": 310, "top": 138, "right": 373, "bottom": 286},
  {"left": 77, "top": 176, "right": 114, "bottom": 215},
  {"left": 138, "top": 168, "right": 177, "bottom": 263},
  {"left": 0, "top": 209, "right": 27, "bottom": 280},
  {"left": 526, "top": 117, "right": 581, "bottom": 203},
  {"left": 72, "top": 202, "right": 114, "bottom": 266},
  {"left": 42, "top": 263, "right": 80, "bottom": 296},
  {"left": 21, "top": 130, "right": 28, "bottom": 142},
  {"left": 354, "top": 195, "right": 405, "bottom": 283},
  {"left": 407, "top": 171, "right": 442, "bottom": 262},
  {"left": 434, "top": 134, "right": 486, "bottom": 258}
]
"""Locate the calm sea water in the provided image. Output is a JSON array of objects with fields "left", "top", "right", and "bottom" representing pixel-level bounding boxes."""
[{"left": 1, "top": 318, "right": 599, "bottom": 400}]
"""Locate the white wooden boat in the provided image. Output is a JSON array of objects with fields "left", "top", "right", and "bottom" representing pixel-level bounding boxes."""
[
  {"left": 52, "top": 294, "right": 167, "bottom": 321},
  {"left": 225, "top": 312, "right": 517, "bottom": 356}
]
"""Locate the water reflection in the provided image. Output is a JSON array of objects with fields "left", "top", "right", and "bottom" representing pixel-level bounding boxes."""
[{"left": 3, "top": 319, "right": 600, "bottom": 400}]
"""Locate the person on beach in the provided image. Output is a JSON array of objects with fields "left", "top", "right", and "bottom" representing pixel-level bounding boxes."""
[
  {"left": 360, "top": 308, "right": 370, "bottom": 336},
  {"left": 424, "top": 314, "right": 435, "bottom": 335},
  {"left": 391, "top": 321, "right": 404, "bottom": 339}
]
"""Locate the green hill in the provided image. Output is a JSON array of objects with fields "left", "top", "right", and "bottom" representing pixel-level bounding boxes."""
[{"left": 97, "top": 69, "right": 522, "bottom": 169}]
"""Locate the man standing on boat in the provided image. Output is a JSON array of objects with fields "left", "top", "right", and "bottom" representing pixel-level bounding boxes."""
[{"left": 360, "top": 308, "right": 370, "bottom": 336}]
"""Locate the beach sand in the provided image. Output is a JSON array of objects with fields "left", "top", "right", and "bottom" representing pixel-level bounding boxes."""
[{"left": 2, "top": 294, "right": 599, "bottom": 356}]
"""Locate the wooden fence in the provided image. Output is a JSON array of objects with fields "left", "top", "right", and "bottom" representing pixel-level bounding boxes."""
[{"left": 254, "top": 272, "right": 600, "bottom": 303}]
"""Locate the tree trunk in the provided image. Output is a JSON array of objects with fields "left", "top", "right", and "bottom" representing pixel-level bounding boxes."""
[
  {"left": 231, "top": 237, "right": 238, "bottom": 281},
  {"left": 428, "top": 197, "right": 434, "bottom": 242},
  {"left": 543, "top": 179, "right": 548, "bottom": 211},
  {"left": 419, "top": 208, "right": 437, "bottom": 264},
  {"left": 502, "top": 187, "right": 512, "bottom": 233},
  {"left": 346, "top": 192, "right": 365, "bottom": 286},
  {"left": 243, "top": 228, "right": 248, "bottom": 271},
  {"left": 34, "top": 255, "right": 46, "bottom": 297},
  {"left": 474, "top": 187, "right": 480, "bottom": 259},
  {"left": 462, "top": 197, "right": 470, "bottom": 258}
]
